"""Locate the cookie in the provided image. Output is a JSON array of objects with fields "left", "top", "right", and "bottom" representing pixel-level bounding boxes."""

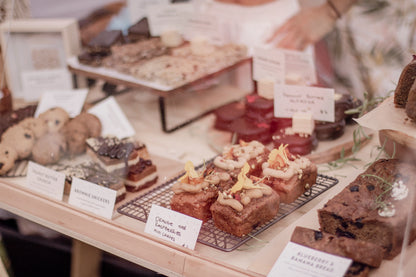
[
  {"left": 18, "top": 117, "right": 48, "bottom": 138},
  {"left": 32, "top": 133, "right": 67, "bottom": 165},
  {"left": 1, "top": 125, "right": 35, "bottom": 159},
  {"left": 73, "top": 112, "right": 102, "bottom": 137},
  {"left": 0, "top": 143, "right": 18, "bottom": 175},
  {"left": 39, "top": 107, "right": 70, "bottom": 133},
  {"left": 62, "top": 120, "right": 89, "bottom": 156}
]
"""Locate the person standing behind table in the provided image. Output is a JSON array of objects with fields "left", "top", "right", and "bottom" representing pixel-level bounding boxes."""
[{"left": 267, "top": 0, "right": 357, "bottom": 51}]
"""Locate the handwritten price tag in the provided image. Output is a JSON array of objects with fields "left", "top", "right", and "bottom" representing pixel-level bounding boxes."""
[
  {"left": 145, "top": 204, "right": 202, "bottom": 250},
  {"left": 26, "top": 162, "right": 66, "bottom": 200},
  {"left": 274, "top": 85, "right": 335, "bottom": 122}
]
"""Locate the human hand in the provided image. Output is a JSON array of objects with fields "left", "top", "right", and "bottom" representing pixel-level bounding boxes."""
[{"left": 267, "top": 3, "right": 337, "bottom": 50}]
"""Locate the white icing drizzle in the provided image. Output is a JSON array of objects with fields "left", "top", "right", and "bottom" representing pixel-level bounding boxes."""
[
  {"left": 172, "top": 180, "right": 209, "bottom": 194},
  {"left": 213, "top": 141, "right": 265, "bottom": 170},
  {"left": 217, "top": 184, "right": 272, "bottom": 212},
  {"left": 391, "top": 180, "right": 408, "bottom": 201},
  {"left": 262, "top": 158, "right": 311, "bottom": 181},
  {"left": 378, "top": 202, "right": 396, "bottom": 217},
  {"left": 172, "top": 172, "right": 231, "bottom": 194}
]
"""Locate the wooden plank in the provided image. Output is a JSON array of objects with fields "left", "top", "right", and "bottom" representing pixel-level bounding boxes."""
[{"left": 71, "top": 239, "right": 102, "bottom": 277}]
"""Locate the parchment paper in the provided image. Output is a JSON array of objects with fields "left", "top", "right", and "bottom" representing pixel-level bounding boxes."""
[{"left": 355, "top": 96, "right": 416, "bottom": 138}]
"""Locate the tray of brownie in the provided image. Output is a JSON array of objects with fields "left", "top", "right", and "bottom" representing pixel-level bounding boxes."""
[
  {"left": 117, "top": 140, "right": 339, "bottom": 251},
  {"left": 68, "top": 19, "right": 250, "bottom": 94}
]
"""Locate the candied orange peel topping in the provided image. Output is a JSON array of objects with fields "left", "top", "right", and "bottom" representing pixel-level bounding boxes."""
[
  {"left": 179, "top": 161, "right": 203, "bottom": 184},
  {"left": 268, "top": 144, "right": 290, "bottom": 169},
  {"left": 230, "top": 163, "right": 258, "bottom": 193}
]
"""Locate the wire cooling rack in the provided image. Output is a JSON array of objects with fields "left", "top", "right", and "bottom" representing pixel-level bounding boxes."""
[{"left": 117, "top": 173, "right": 338, "bottom": 252}]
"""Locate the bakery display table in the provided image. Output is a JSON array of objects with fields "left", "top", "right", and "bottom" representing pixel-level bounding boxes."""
[{"left": 1, "top": 90, "right": 415, "bottom": 277}]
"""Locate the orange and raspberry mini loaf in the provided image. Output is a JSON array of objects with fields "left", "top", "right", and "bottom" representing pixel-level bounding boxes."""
[
  {"left": 318, "top": 159, "right": 416, "bottom": 260},
  {"left": 210, "top": 163, "right": 280, "bottom": 237},
  {"left": 170, "top": 161, "right": 233, "bottom": 222},
  {"left": 261, "top": 144, "right": 317, "bottom": 203},
  {"left": 212, "top": 140, "right": 269, "bottom": 179}
]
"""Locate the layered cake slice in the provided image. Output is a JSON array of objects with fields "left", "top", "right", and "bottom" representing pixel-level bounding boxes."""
[
  {"left": 62, "top": 162, "right": 126, "bottom": 203},
  {"left": 124, "top": 157, "right": 158, "bottom": 192},
  {"left": 210, "top": 163, "right": 280, "bottom": 237},
  {"left": 261, "top": 144, "right": 317, "bottom": 203},
  {"left": 318, "top": 159, "right": 416, "bottom": 259},
  {"left": 86, "top": 136, "right": 149, "bottom": 174},
  {"left": 212, "top": 140, "right": 269, "bottom": 179},
  {"left": 170, "top": 161, "right": 233, "bottom": 222}
]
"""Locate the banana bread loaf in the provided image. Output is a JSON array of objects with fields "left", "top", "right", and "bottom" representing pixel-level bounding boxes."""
[{"left": 318, "top": 159, "right": 416, "bottom": 259}]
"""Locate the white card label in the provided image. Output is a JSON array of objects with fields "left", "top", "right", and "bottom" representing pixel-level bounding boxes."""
[
  {"left": 283, "top": 48, "right": 317, "bottom": 85},
  {"left": 268, "top": 242, "right": 352, "bottom": 277},
  {"left": 147, "top": 3, "right": 193, "bottom": 36},
  {"left": 253, "top": 48, "right": 285, "bottom": 85},
  {"left": 88, "top": 96, "right": 135, "bottom": 139},
  {"left": 126, "top": 0, "right": 170, "bottom": 25},
  {"left": 34, "top": 89, "right": 88, "bottom": 118},
  {"left": 21, "top": 69, "right": 72, "bottom": 101},
  {"left": 274, "top": 85, "right": 335, "bottom": 122},
  {"left": 26, "top": 162, "right": 66, "bottom": 201},
  {"left": 68, "top": 177, "right": 117, "bottom": 219},
  {"left": 183, "top": 13, "right": 223, "bottom": 45},
  {"left": 145, "top": 204, "right": 202, "bottom": 250}
]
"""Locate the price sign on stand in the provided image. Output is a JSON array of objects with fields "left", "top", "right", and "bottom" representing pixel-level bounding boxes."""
[
  {"left": 88, "top": 96, "right": 135, "bottom": 139},
  {"left": 146, "top": 3, "right": 193, "bottom": 36},
  {"left": 145, "top": 204, "right": 202, "bottom": 250},
  {"left": 268, "top": 242, "right": 352, "bottom": 277},
  {"left": 253, "top": 47, "right": 285, "bottom": 85},
  {"left": 34, "top": 88, "right": 88, "bottom": 118},
  {"left": 274, "top": 85, "right": 335, "bottom": 122},
  {"left": 26, "top": 161, "right": 66, "bottom": 201},
  {"left": 68, "top": 177, "right": 117, "bottom": 220}
]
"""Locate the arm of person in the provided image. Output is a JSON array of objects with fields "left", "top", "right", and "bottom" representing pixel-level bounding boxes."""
[{"left": 267, "top": 0, "right": 357, "bottom": 50}]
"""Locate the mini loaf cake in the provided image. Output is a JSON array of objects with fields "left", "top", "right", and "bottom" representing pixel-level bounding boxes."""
[
  {"left": 245, "top": 94, "right": 274, "bottom": 123},
  {"left": 318, "top": 159, "right": 416, "bottom": 259},
  {"left": 86, "top": 136, "right": 149, "bottom": 174},
  {"left": 210, "top": 163, "right": 280, "bottom": 237},
  {"left": 272, "top": 127, "right": 318, "bottom": 156},
  {"left": 213, "top": 101, "right": 245, "bottom": 131},
  {"left": 290, "top": 226, "right": 384, "bottom": 268},
  {"left": 261, "top": 144, "right": 317, "bottom": 203},
  {"left": 228, "top": 117, "right": 271, "bottom": 145},
  {"left": 212, "top": 140, "right": 269, "bottom": 179},
  {"left": 124, "top": 157, "right": 158, "bottom": 192},
  {"left": 170, "top": 161, "right": 232, "bottom": 222}
]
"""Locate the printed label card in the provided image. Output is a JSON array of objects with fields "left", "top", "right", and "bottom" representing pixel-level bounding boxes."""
[
  {"left": 68, "top": 177, "right": 117, "bottom": 220},
  {"left": 26, "top": 162, "right": 66, "bottom": 201},
  {"left": 253, "top": 47, "right": 285, "bottom": 85},
  {"left": 21, "top": 69, "right": 72, "bottom": 101},
  {"left": 34, "top": 88, "right": 88, "bottom": 118},
  {"left": 88, "top": 96, "right": 135, "bottom": 139},
  {"left": 145, "top": 204, "right": 202, "bottom": 250},
  {"left": 147, "top": 3, "right": 193, "bottom": 36},
  {"left": 267, "top": 242, "right": 352, "bottom": 277}
]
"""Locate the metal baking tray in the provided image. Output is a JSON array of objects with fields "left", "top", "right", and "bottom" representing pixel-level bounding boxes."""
[{"left": 117, "top": 166, "right": 339, "bottom": 252}]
